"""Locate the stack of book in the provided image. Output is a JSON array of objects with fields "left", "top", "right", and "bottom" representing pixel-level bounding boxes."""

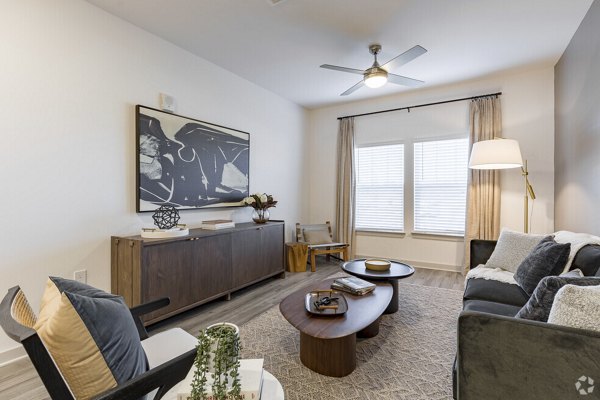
[
  {"left": 178, "top": 358, "right": 264, "bottom": 400},
  {"left": 200, "top": 219, "right": 235, "bottom": 230},
  {"left": 331, "top": 276, "right": 376, "bottom": 295}
]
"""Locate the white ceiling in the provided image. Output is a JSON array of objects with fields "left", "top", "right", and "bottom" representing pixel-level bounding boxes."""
[{"left": 86, "top": 0, "right": 592, "bottom": 108}]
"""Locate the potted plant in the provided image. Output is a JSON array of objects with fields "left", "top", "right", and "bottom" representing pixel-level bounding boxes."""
[
  {"left": 242, "top": 193, "right": 278, "bottom": 224},
  {"left": 190, "top": 323, "right": 242, "bottom": 400}
]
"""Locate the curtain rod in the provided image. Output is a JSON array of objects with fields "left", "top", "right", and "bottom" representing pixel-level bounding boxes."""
[{"left": 337, "top": 92, "right": 502, "bottom": 120}]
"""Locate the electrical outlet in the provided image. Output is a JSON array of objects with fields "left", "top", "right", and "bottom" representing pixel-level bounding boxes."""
[{"left": 74, "top": 269, "right": 87, "bottom": 284}]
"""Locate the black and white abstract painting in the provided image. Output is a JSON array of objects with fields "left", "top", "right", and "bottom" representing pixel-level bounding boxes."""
[{"left": 136, "top": 105, "right": 250, "bottom": 212}]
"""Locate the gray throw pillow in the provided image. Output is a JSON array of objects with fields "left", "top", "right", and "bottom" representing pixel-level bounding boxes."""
[
  {"left": 513, "top": 236, "right": 571, "bottom": 295},
  {"left": 516, "top": 275, "right": 600, "bottom": 321},
  {"left": 484, "top": 229, "right": 545, "bottom": 273}
]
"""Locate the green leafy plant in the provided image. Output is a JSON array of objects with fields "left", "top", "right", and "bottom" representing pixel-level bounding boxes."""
[{"left": 190, "top": 324, "right": 242, "bottom": 400}]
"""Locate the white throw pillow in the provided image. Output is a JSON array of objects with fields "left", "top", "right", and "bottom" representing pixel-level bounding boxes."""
[
  {"left": 548, "top": 284, "right": 600, "bottom": 332},
  {"left": 484, "top": 229, "right": 545, "bottom": 273}
]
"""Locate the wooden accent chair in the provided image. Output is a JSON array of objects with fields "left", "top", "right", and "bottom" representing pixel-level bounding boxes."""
[
  {"left": 296, "top": 221, "right": 349, "bottom": 272},
  {"left": 0, "top": 286, "right": 196, "bottom": 400}
]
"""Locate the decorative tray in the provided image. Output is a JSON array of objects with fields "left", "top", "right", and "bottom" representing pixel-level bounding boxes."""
[
  {"left": 141, "top": 225, "right": 189, "bottom": 238},
  {"left": 304, "top": 290, "right": 348, "bottom": 316}
]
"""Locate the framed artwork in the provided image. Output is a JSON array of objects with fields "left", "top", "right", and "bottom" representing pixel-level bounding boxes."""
[{"left": 136, "top": 105, "right": 250, "bottom": 212}]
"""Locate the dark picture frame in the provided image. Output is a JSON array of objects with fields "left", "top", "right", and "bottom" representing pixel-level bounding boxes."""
[{"left": 136, "top": 105, "right": 250, "bottom": 212}]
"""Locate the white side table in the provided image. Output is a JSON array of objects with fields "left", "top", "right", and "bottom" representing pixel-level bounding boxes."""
[{"left": 164, "top": 369, "right": 284, "bottom": 400}]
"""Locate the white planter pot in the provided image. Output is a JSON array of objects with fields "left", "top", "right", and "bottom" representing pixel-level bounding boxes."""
[{"left": 205, "top": 322, "right": 240, "bottom": 375}]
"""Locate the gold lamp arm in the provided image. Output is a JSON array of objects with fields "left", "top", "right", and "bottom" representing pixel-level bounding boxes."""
[{"left": 521, "top": 160, "right": 535, "bottom": 233}]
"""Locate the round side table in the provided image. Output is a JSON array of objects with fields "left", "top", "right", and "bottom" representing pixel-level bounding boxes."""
[
  {"left": 342, "top": 258, "right": 415, "bottom": 314},
  {"left": 262, "top": 370, "right": 285, "bottom": 399}
]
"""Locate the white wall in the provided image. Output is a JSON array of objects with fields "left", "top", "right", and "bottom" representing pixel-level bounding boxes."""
[
  {"left": 0, "top": 0, "right": 307, "bottom": 361},
  {"left": 307, "top": 66, "right": 555, "bottom": 271}
]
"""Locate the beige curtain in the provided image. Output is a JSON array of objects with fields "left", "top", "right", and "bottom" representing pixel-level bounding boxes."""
[
  {"left": 335, "top": 117, "right": 356, "bottom": 258},
  {"left": 464, "top": 96, "right": 502, "bottom": 274}
]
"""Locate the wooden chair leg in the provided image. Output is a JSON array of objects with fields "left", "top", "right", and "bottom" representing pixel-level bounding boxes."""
[
  {"left": 343, "top": 247, "right": 348, "bottom": 261},
  {"left": 311, "top": 252, "right": 317, "bottom": 272}
]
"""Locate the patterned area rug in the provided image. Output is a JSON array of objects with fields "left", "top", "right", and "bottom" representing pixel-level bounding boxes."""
[{"left": 240, "top": 281, "right": 463, "bottom": 400}]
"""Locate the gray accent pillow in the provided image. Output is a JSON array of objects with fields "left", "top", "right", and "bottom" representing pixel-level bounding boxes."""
[
  {"left": 484, "top": 229, "right": 545, "bottom": 273},
  {"left": 514, "top": 236, "right": 571, "bottom": 295},
  {"left": 516, "top": 275, "right": 600, "bottom": 321}
]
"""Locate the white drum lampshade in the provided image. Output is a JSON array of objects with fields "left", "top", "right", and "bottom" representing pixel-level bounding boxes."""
[{"left": 468, "top": 139, "right": 523, "bottom": 170}]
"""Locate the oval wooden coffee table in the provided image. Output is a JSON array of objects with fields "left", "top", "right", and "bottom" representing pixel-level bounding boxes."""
[
  {"left": 342, "top": 259, "right": 415, "bottom": 314},
  {"left": 279, "top": 278, "right": 392, "bottom": 377}
]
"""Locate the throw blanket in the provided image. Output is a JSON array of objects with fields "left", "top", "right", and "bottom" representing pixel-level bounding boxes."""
[
  {"left": 554, "top": 231, "right": 600, "bottom": 272},
  {"left": 466, "top": 265, "right": 518, "bottom": 285}
]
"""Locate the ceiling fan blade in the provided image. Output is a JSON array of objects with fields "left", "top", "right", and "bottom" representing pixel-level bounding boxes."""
[
  {"left": 381, "top": 45, "right": 427, "bottom": 72},
  {"left": 341, "top": 80, "right": 365, "bottom": 96},
  {"left": 320, "top": 64, "right": 365, "bottom": 75},
  {"left": 387, "top": 73, "right": 425, "bottom": 87}
]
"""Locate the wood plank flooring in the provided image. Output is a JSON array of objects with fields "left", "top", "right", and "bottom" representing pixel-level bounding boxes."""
[{"left": 0, "top": 259, "right": 464, "bottom": 400}]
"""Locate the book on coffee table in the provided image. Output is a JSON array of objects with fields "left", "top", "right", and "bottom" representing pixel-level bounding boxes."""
[
  {"left": 177, "top": 358, "right": 264, "bottom": 400},
  {"left": 331, "top": 276, "right": 376, "bottom": 295}
]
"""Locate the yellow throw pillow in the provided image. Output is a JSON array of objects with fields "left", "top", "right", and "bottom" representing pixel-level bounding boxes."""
[{"left": 34, "top": 278, "right": 62, "bottom": 330}]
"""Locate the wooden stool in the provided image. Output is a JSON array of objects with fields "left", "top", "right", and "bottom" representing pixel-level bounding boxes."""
[{"left": 286, "top": 242, "right": 309, "bottom": 272}]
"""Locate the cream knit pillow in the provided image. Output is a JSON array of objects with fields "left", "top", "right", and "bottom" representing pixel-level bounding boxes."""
[
  {"left": 548, "top": 284, "right": 600, "bottom": 332},
  {"left": 484, "top": 229, "right": 545, "bottom": 273}
]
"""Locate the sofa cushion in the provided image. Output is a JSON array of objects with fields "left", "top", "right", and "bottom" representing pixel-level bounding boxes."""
[
  {"left": 513, "top": 236, "right": 571, "bottom": 295},
  {"left": 548, "top": 285, "right": 600, "bottom": 332},
  {"left": 516, "top": 276, "right": 600, "bottom": 322},
  {"left": 463, "top": 278, "right": 530, "bottom": 307},
  {"left": 463, "top": 299, "right": 522, "bottom": 317},
  {"left": 484, "top": 229, "right": 545, "bottom": 273},
  {"left": 554, "top": 231, "right": 600, "bottom": 273},
  {"left": 571, "top": 244, "right": 600, "bottom": 276}
]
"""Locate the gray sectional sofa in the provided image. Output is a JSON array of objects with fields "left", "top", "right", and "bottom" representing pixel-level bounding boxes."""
[{"left": 453, "top": 239, "right": 600, "bottom": 400}]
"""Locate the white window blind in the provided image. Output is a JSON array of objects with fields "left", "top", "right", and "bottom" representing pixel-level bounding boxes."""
[
  {"left": 413, "top": 138, "right": 468, "bottom": 235},
  {"left": 355, "top": 144, "right": 404, "bottom": 232}
]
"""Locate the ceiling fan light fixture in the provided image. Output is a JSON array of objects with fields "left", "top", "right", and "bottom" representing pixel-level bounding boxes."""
[{"left": 364, "top": 68, "right": 388, "bottom": 88}]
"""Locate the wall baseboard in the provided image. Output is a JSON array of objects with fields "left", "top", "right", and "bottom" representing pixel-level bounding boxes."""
[
  {"left": 0, "top": 345, "right": 26, "bottom": 368},
  {"left": 355, "top": 254, "right": 462, "bottom": 273}
]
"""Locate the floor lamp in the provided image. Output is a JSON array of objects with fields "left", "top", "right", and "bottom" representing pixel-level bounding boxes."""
[{"left": 468, "top": 138, "right": 536, "bottom": 233}]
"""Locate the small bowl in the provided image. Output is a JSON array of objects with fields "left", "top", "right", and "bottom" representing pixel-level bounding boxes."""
[{"left": 365, "top": 259, "right": 391, "bottom": 271}]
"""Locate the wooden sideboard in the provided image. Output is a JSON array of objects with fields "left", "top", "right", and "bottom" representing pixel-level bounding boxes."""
[{"left": 111, "top": 221, "right": 285, "bottom": 324}]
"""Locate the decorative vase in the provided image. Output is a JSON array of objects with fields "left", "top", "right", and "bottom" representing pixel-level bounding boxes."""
[{"left": 252, "top": 208, "right": 270, "bottom": 224}]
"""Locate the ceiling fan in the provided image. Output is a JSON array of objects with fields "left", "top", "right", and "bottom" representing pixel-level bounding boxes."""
[{"left": 320, "top": 44, "right": 427, "bottom": 96}]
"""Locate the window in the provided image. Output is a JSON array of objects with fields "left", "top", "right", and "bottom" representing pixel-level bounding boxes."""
[
  {"left": 355, "top": 143, "right": 404, "bottom": 232},
  {"left": 413, "top": 137, "right": 469, "bottom": 235}
]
